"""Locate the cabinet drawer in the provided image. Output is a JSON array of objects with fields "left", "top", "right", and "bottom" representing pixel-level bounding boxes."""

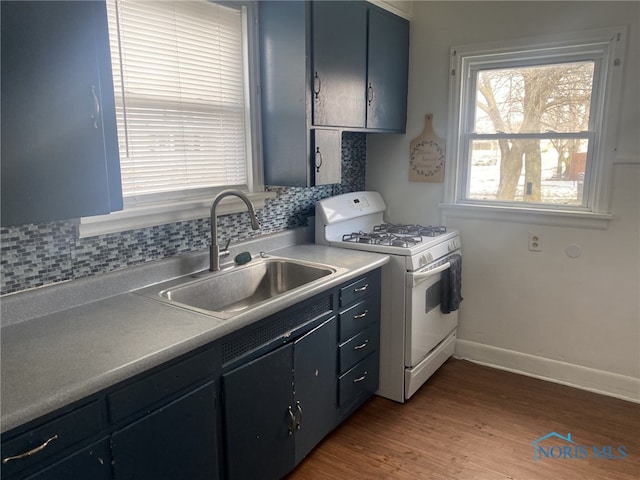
[
  {"left": 339, "top": 275, "right": 374, "bottom": 307},
  {"left": 1, "top": 401, "right": 104, "bottom": 478},
  {"left": 339, "top": 326, "right": 378, "bottom": 374},
  {"left": 338, "top": 299, "right": 378, "bottom": 342},
  {"left": 23, "top": 438, "right": 111, "bottom": 480},
  {"left": 338, "top": 353, "right": 379, "bottom": 407},
  {"left": 108, "top": 348, "right": 216, "bottom": 423}
]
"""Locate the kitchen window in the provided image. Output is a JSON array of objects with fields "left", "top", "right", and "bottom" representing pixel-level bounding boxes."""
[
  {"left": 443, "top": 27, "right": 627, "bottom": 228},
  {"left": 80, "top": 0, "right": 268, "bottom": 237}
]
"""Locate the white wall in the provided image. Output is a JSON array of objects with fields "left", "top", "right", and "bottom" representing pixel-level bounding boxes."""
[{"left": 367, "top": 1, "right": 640, "bottom": 401}]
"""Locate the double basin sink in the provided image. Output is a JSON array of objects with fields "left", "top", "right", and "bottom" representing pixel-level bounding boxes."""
[{"left": 135, "top": 256, "right": 343, "bottom": 319}]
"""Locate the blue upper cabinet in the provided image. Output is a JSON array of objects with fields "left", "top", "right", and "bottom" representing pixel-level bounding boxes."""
[
  {"left": 1, "top": 1, "right": 122, "bottom": 227},
  {"left": 259, "top": 1, "right": 409, "bottom": 187},
  {"left": 312, "top": 1, "right": 368, "bottom": 129},
  {"left": 312, "top": 1, "right": 409, "bottom": 133},
  {"left": 366, "top": 6, "right": 410, "bottom": 132},
  {"left": 259, "top": 0, "right": 313, "bottom": 187}
]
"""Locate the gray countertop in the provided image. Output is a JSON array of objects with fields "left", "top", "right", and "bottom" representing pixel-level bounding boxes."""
[{"left": 1, "top": 238, "right": 388, "bottom": 434}]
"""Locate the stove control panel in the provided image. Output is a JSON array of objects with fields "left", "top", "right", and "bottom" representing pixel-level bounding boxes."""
[
  {"left": 349, "top": 196, "right": 370, "bottom": 209},
  {"left": 419, "top": 253, "right": 434, "bottom": 267},
  {"left": 412, "top": 235, "right": 462, "bottom": 271},
  {"left": 447, "top": 238, "right": 461, "bottom": 251}
]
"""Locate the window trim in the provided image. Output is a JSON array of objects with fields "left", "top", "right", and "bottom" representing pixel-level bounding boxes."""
[
  {"left": 79, "top": 1, "right": 265, "bottom": 237},
  {"left": 443, "top": 26, "right": 627, "bottom": 228}
]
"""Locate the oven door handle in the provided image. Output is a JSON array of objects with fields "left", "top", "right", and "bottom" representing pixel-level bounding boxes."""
[{"left": 410, "top": 262, "right": 451, "bottom": 287}]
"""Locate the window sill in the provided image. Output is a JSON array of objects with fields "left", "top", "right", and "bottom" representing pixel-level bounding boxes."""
[
  {"left": 78, "top": 191, "right": 277, "bottom": 238},
  {"left": 440, "top": 203, "right": 613, "bottom": 230}
]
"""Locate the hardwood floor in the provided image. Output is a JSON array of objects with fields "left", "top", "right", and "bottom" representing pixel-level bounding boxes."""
[{"left": 287, "top": 359, "right": 639, "bottom": 480}]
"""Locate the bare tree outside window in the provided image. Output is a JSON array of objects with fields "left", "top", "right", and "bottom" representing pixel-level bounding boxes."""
[{"left": 468, "top": 62, "right": 594, "bottom": 205}]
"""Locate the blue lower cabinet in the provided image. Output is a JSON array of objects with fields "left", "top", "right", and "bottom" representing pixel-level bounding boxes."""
[
  {"left": 2, "top": 269, "right": 381, "bottom": 480},
  {"left": 222, "top": 317, "right": 337, "bottom": 480},
  {"left": 110, "top": 382, "right": 219, "bottom": 480}
]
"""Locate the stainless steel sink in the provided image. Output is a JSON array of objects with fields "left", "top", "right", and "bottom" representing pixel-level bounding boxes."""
[{"left": 135, "top": 257, "right": 340, "bottom": 319}]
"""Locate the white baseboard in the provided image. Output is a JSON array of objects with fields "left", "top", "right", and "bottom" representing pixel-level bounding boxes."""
[{"left": 454, "top": 339, "right": 640, "bottom": 404}]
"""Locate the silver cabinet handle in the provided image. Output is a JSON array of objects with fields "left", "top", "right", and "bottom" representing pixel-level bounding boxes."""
[
  {"left": 353, "top": 372, "right": 368, "bottom": 383},
  {"left": 315, "top": 147, "right": 323, "bottom": 173},
  {"left": 367, "top": 82, "right": 374, "bottom": 106},
  {"left": 90, "top": 85, "right": 100, "bottom": 129},
  {"left": 354, "top": 284, "right": 369, "bottom": 292},
  {"left": 313, "top": 72, "right": 321, "bottom": 99},
  {"left": 287, "top": 405, "right": 295, "bottom": 436},
  {"left": 2, "top": 435, "right": 58, "bottom": 464},
  {"left": 295, "top": 401, "right": 303, "bottom": 430},
  {"left": 353, "top": 310, "right": 368, "bottom": 319},
  {"left": 354, "top": 340, "right": 369, "bottom": 350}
]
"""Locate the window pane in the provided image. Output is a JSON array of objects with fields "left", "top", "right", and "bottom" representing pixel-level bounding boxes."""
[
  {"left": 467, "top": 138, "right": 589, "bottom": 205},
  {"left": 474, "top": 62, "right": 595, "bottom": 134}
]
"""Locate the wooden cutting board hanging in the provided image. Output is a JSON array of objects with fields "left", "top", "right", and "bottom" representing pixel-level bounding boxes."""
[{"left": 409, "top": 114, "right": 445, "bottom": 183}]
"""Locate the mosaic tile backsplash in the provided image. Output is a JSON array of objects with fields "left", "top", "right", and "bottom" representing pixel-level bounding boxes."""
[{"left": 1, "top": 133, "right": 366, "bottom": 295}]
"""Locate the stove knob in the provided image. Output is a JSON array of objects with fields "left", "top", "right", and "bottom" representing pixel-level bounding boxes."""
[
  {"left": 426, "top": 253, "right": 433, "bottom": 263},
  {"left": 419, "top": 254, "right": 428, "bottom": 266}
]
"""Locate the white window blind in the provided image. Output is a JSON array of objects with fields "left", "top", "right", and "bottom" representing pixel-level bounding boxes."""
[{"left": 106, "top": 0, "right": 250, "bottom": 200}]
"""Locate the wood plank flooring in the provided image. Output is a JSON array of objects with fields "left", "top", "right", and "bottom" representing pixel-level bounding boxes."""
[{"left": 287, "top": 359, "right": 639, "bottom": 480}]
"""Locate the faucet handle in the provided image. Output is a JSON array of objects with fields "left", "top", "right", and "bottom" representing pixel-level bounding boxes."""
[{"left": 219, "top": 238, "right": 231, "bottom": 258}]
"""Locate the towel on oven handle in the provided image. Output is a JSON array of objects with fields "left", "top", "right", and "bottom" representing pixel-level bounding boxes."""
[{"left": 441, "top": 253, "right": 463, "bottom": 314}]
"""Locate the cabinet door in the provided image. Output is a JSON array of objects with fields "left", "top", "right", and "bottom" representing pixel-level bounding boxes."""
[
  {"left": 312, "top": 1, "right": 367, "bottom": 128},
  {"left": 1, "top": 1, "right": 122, "bottom": 226},
  {"left": 366, "top": 7, "right": 410, "bottom": 132},
  {"left": 111, "top": 381, "right": 219, "bottom": 480},
  {"left": 259, "top": 0, "right": 311, "bottom": 187},
  {"left": 223, "top": 344, "right": 295, "bottom": 480},
  {"left": 313, "top": 129, "right": 342, "bottom": 185},
  {"left": 23, "top": 438, "right": 111, "bottom": 480},
  {"left": 293, "top": 316, "right": 337, "bottom": 465}
]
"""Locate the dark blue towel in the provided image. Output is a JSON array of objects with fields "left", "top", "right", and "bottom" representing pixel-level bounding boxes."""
[{"left": 441, "top": 254, "right": 463, "bottom": 314}]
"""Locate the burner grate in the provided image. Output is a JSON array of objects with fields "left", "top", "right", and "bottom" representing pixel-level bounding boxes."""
[
  {"left": 373, "top": 224, "right": 446, "bottom": 237},
  {"left": 342, "top": 230, "right": 424, "bottom": 247},
  {"left": 340, "top": 224, "right": 447, "bottom": 248}
]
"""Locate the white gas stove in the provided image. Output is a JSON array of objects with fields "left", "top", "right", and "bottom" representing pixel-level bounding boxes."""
[{"left": 316, "top": 191, "right": 462, "bottom": 402}]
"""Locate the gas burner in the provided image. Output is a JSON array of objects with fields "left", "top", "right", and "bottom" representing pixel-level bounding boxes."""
[
  {"left": 385, "top": 235, "right": 422, "bottom": 247},
  {"left": 373, "top": 224, "right": 446, "bottom": 237},
  {"left": 342, "top": 231, "right": 423, "bottom": 247}
]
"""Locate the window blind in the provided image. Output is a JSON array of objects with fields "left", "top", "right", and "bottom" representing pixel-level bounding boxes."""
[{"left": 106, "top": 0, "right": 249, "bottom": 199}]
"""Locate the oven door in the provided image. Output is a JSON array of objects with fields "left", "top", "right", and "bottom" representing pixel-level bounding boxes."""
[{"left": 404, "top": 261, "right": 459, "bottom": 368}]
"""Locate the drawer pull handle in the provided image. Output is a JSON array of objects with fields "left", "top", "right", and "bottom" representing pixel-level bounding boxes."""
[
  {"left": 354, "top": 284, "right": 369, "bottom": 292},
  {"left": 353, "top": 372, "right": 368, "bottom": 383},
  {"left": 2, "top": 435, "right": 58, "bottom": 464},
  {"left": 353, "top": 310, "right": 368, "bottom": 319},
  {"left": 295, "top": 401, "right": 303, "bottom": 430},
  {"left": 354, "top": 340, "right": 369, "bottom": 350},
  {"left": 287, "top": 406, "right": 296, "bottom": 436}
]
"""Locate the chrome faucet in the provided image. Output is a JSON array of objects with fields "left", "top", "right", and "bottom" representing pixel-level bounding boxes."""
[{"left": 210, "top": 190, "right": 261, "bottom": 271}]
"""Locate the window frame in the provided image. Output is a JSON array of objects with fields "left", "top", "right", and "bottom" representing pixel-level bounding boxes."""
[
  {"left": 443, "top": 27, "right": 627, "bottom": 228},
  {"left": 79, "top": 0, "right": 269, "bottom": 238}
]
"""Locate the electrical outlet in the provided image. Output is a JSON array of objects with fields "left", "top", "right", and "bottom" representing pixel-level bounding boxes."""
[{"left": 529, "top": 233, "right": 542, "bottom": 252}]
